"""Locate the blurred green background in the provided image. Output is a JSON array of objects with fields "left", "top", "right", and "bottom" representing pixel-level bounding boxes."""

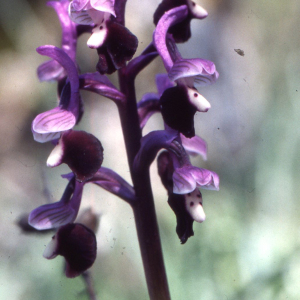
[{"left": 1, "top": 0, "right": 300, "bottom": 299}]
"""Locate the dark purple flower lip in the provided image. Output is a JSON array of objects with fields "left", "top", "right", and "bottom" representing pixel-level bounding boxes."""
[
  {"left": 43, "top": 223, "right": 97, "bottom": 278},
  {"left": 47, "top": 130, "right": 104, "bottom": 182}
]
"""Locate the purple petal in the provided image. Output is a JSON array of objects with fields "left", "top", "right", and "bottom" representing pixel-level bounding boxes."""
[
  {"left": 37, "top": 59, "right": 65, "bottom": 82},
  {"left": 133, "top": 130, "right": 178, "bottom": 172},
  {"left": 48, "top": 0, "right": 77, "bottom": 62},
  {"left": 169, "top": 58, "right": 219, "bottom": 86},
  {"left": 88, "top": 167, "right": 135, "bottom": 202},
  {"left": 154, "top": 5, "right": 188, "bottom": 71},
  {"left": 79, "top": 72, "right": 125, "bottom": 102},
  {"left": 43, "top": 223, "right": 97, "bottom": 278},
  {"left": 180, "top": 134, "right": 207, "bottom": 160},
  {"left": 71, "top": 0, "right": 90, "bottom": 11},
  {"left": 36, "top": 46, "right": 80, "bottom": 116},
  {"left": 32, "top": 106, "right": 76, "bottom": 135},
  {"left": 90, "top": 0, "right": 116, "bottom": 16},
  {"left": 173, "top": 165, "right": 219, "bottom": 194},
  {"left": 33, "top": 131, "right": 62, "bottom": 144},
  {"left": 138, "top": 93, "right": 160, "bottom": 129},
  {"left": 69, "top": 4, "right": 94, "bottom": 25},
  {"left": 155, "top": 73, "right": 174, "bottom": 96},
  {"left": 29, "top": 179, "right": 83, "bottom": 230},
  {"left": 47, "top": 130, "right": 104, "bottom": 182}
]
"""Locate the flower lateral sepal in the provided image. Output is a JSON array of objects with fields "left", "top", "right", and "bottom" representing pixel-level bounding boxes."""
[
  {"left": 43, "top": 223, "right": 97, "bottom": 278},
  {"left": 47, "top": 130, "right": 104, "bottom": 182}
]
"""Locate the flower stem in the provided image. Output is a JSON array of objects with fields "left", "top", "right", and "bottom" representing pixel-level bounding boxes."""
[{"left": 118, "top": 68, "right": 171, "bottom": 300}]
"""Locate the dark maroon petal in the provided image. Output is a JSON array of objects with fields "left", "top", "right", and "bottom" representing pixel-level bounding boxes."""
[
  {"left": 168, "top": 193, "right": 194, "bottom": 244},
  {"left": 63, "top": 130, "right": 103, "bottom": 182},
  {"left": 106, "top": 21, "right": 138, "bottom": 69},
  {"left": 47, "top": 130, "right": 104, "bottom": 182},
  {"left": 96, "top": 46, "right": 116, "bottom": 74},
  {"left": 160, "top": 85, "right": 196, "bottom": 138},
  {"left": 57, "top": 223, "right": 97, "bottom": 278}
]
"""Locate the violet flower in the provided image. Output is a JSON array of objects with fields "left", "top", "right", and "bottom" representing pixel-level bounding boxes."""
[
  {"left": 134, "top": 130, "right": 218, "bottom": 193},
  {"left": 32, "top": 46, "right": 82, "bottom": 143},
  {"left": 154, "top": 5, "right": 219, "bottom": 137},
  {"left": 69, "top": 0, "right": 138, "bottom": 74},
  {"left": 154, "top": 0, "right": 208, "bottom": 43},
  {"left": 157, "top": 150, "right": 210, "bottom": 243}
]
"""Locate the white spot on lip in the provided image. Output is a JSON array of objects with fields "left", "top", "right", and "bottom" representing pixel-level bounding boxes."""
[{"left": 185, "top": 189, "right": 206, "bottom": 222}]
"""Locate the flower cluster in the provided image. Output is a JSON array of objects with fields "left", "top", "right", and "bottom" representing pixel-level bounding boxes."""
[{"left": 26, "top": 0, "right": 219, "bottom": 287}]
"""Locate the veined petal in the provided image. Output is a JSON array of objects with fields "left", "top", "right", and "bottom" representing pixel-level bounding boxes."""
[
  {"left": 71, "top": 0, "right": 90, "bottom": 11},
  {"left": 173, "top": 169, "right": 196, "bottom": 194},
  {"left": 32, "top": 107, "right": 76, "bottom": 135},
  {"left": 180, "top": 134, "right": 207, "bottom": 160},
  {"left": 47, "top": 130, "right": 104, "bottom": 182},
  {"left": 69, "top": 3, "right": 94, "bottom": 25},
  {"left": 191, "top": 167, "right": 219, "bottom": 190},
  {"left": 37, "top": 59, "right": 65, "bottom": 82},
  {"left": 44, "top": 223, "right": 97, "bottom": 278},
  {"left": 90, "top": 0, "right": 116, "bottom": 16},
  {"left": 29, "top": 179, "right": 83, "bottom": 230},
  {"left": 173, "top": 165, "right": 219, "bottom": 194},
  {"left": 169, "top": 58, "right": 218, "bottom": 86}
]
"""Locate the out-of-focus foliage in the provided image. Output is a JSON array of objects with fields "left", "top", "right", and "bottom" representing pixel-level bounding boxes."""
[{"left": 1, "top": 0, "right": 300, "bottom": 299}]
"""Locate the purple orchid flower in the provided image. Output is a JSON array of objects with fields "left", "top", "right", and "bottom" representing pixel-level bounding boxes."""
[
  {"left": 32, "top": 46, "right": 82, "bottom": 143},
  {"left": 154, "top": 0, "right": 208, "bottom": 43},
  {"left": 43, "top": 223, "right": 97, "bottom": 278},
  {"left": 69, "top": 0, "right": 116, "bottom": 48},
  {"left": 157, "top": 150, "right": 211, "bottom": 243},
  {"left": 69, "top": 0, "right": 138, "bottom": 74},
  {"left": 134, "top": 130, "right": 218, "bottom": 193},
  {"left": 153, "top": 5, "right": 219, "bottom": 137}
]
